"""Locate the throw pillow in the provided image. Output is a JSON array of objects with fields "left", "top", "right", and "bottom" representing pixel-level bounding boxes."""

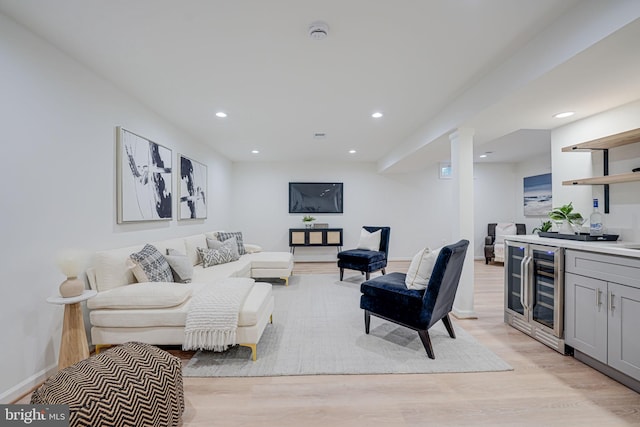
[
  {"left": 207, "top": 236, "right": 240, "bottom": 261},
  {"left": 197, "top": 246, "right": 234, "bottom": 268},
  {"left": 495, "top": 223, "right": 517, "bottom": 244},
  {"left": 405, "top": 247, "right": 441, "bottom": 290},
  {"left": 164, "top": 249, "right": 193, "bottom": 283},
  {"left": 357, "top": 228, "right": 382, "bottom": 251},
  {"left": 129, "top": 244, "right": 174, "bottom": 283},
  {"left": 216, "top": 231, "right": 246, "bottom": 255}
]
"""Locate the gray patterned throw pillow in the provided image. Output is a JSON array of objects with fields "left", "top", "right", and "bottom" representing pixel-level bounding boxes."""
[
  {"left": 197, "top": 246, "right": 235, "bottom": 268},
  {"left": 216, "top": 231, "right": 246, "bottom": 255},
  {"left": 129, "top": 244, "right": 174, "bottom": 283}
]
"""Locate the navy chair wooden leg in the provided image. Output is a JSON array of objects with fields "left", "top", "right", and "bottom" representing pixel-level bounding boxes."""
[
  {"left": 442, "top": 314, "right": 456, "bottom": 339},
  {"left": 418, "top": 330, "right": 435, "bottom": 359},
  {"left": 364, "top": 310, "right": 371, "bottom": 334}
]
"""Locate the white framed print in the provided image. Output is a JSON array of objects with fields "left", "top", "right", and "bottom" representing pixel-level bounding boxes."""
[
  {"left": 117, "top": 127, "right": 173, "bottom": 223},
  {"left": 178, "top": 154, "right": 207, "bottom": 220}
]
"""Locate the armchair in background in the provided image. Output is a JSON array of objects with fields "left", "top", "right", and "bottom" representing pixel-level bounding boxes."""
[
  {"left": 484, "top": 223, "right": 526, "bottom": 264},
  {"left": 337, "top": 226, "right": 390, "bottom": 281}
]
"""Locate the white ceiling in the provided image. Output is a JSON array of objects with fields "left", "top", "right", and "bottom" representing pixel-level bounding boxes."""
[{"left": 2, "top": 0, "right": 639, "bottom": 168}]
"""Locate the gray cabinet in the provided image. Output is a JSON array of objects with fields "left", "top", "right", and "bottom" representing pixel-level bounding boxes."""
[
  {"left": 565, "top": 249, "right": 640, "bottom": 390},
  {"left": 565, "top": 272, "right": 607, "bottom": 363}
]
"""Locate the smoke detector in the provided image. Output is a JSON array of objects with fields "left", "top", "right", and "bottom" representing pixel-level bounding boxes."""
[{"left": 309, "top": 21, "right": 329, "bottom": 40}]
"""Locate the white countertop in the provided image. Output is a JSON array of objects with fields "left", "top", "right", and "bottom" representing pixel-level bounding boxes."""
[{"left": 505, "top": 234, "right": 640, "bottom": 258}]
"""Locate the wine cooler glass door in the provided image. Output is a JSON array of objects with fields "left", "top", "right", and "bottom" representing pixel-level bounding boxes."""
[
  {"left": 505, "top": 243, "right": 527, "bottom": 316},
  {"left": 530, "top": 245, "right": 563, "bottom": 337}
]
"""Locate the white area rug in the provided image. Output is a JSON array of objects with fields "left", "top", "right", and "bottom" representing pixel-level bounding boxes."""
[{"left": 183, "top": 274, "right": 512, "bottom": 377}]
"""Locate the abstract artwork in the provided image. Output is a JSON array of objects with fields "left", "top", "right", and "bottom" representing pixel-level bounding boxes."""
[
  {"left": 117, "top": 127, "right": 172, "bottom": 223},
  {"left": 179, "top": 155, "right": 207, "bottom": 220},
  {"left": 523, "top": 173, "right": 552, "bottom": 216}
]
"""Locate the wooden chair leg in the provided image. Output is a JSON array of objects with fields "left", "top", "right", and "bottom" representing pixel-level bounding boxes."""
[
  {"left": 364, "top": 310, "right": 371, "bottom": 334},
  {"left": 442, "top": 314, "right": 456, "bottom": 339},
  {"left": 340, "top": 268, "right": 344, "bottom": 281},
  {"left": 365, "top": 272, "right": 370, "bottom": 280},
  {"left": 418, "top": 330, "right": 435, "bottom": 359},
  {"left": 381, "top": 268, "right": 386, "bottom": 275}
]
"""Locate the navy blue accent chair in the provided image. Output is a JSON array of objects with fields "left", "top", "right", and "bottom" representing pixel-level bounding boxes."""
[
  {"left": 337, "top": 226, "right": 391, "bottom": 281},
  {"left": 360, "top": 239, "right": 469, "bottom": 359}
]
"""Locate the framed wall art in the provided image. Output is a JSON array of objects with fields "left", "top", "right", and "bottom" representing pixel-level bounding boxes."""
[
  {"left": 523, "top": 172, "right": 552, "bottom": 216},
  {"left": 178, "top": 154, "right": 207, "bottom": 220},
  {"left": 117, "top": 127, "right": 173, "bottom": 223}
]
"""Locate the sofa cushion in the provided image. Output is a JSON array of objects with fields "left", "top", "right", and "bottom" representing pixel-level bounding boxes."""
[
  {"left": 246, "top": 252, "right": 293, "bottom": 269},
  {"left": 93, "top": 245, "right": 143, "bottom": 292},
  {"left": 184, "top": 234, "right": 207, "bottom": 266},
  {"left": 216, "top": 231, "right": 246, "bottom": 255},
  {"left": 87, "top": 282, "right": 193, "bottom": 310},
  {"left": 129, "top": 244, "right": 174, "bottom": 283},
  {"left": 207, "top": 236, "right": 240, "bottom": 261},
  {"left": 165, "top": 249, "right": 193, "bottom": 283},
  {"left": 197, "top": 246, "right": 234, "bottom": 268}
]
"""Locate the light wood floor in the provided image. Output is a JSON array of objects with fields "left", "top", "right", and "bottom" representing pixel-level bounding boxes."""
[{"left": 179, "top": 261, "right": 640, "bottom": 426}]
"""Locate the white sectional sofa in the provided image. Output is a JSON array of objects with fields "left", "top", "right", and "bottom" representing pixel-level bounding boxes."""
[{"left": 85, "top": 232, "right": 293, "bottom": 361}]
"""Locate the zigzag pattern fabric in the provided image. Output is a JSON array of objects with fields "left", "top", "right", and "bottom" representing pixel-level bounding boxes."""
[{"left": 31, "top": 342, "right": 184, "bottom": 427}]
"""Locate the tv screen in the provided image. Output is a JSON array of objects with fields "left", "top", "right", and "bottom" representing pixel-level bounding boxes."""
[{"left": 289, "top": 182, "right": 343, "bottom": 214}]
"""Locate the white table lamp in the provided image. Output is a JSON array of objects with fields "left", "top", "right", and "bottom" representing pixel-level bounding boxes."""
[{"left": 56, "top": 250, "right": 85, "bottom": 298}]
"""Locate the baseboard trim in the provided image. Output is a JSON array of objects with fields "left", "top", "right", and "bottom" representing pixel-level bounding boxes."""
[
  {"left": 1, "top": 363, "right": 56, "bottom": 404},
  {"left": 452, "top": 307, "right": 478, "bottom": 319}
]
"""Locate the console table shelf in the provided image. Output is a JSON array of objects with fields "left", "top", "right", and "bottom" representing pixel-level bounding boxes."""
[{"left": 289, "top": 228, "right": 343, "bottom": 254}]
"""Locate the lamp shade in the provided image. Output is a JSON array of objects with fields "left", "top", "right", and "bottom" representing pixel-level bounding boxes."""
[{"left": 55, "top": 250, "right": 86, "bottom": 298}]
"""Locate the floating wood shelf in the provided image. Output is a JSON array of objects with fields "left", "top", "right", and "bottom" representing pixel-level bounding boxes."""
[
  {"left": 562, "top": 127, "right": 640, "bottom": 152},
  {"left": 561, "top": 127, "right": 640, "bottom": 213},
  {"left": 563, "top": 172, "right": 640, "bottom": 186}
]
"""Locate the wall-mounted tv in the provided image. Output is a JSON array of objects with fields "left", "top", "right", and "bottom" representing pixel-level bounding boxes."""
[{"left": 289, "top": 182, "right": 343, "bottom": 214}]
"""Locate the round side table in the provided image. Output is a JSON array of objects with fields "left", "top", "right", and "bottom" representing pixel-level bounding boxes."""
[{"left": 47, "top": 290, "right": 97, "bottom": 370}]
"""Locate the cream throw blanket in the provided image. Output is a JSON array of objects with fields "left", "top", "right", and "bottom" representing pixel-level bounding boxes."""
[{"left": 183, "top": 278, "right": 255, "bottom": 351}]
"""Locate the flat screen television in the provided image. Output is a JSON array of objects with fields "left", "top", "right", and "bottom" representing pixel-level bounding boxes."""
[{"left": 289, "top": 182, "right": 343, "bottom": 214}]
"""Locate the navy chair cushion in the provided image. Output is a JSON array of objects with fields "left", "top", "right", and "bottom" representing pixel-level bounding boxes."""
[
  {"left": 337, "top": 249, "right": 386, "bottom": 263},
  {"left": 360, "top": 272, "right": 428, "bottom": 329}
]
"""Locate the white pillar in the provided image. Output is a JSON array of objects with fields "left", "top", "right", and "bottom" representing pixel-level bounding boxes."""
[{"left": 449, "top": 128, "right": 477, "bottom": 319}]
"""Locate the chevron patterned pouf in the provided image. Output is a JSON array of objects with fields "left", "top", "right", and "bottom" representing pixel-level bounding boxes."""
[{"left": 31, "top": 342, "right": 184, "bottom": 427}]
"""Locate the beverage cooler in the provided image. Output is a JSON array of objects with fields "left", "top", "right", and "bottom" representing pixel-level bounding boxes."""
[{"left": 504, "top": 240, "right": 566, "bottom": 353}]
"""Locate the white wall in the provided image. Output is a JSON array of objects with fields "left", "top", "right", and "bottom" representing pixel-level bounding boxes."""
[
  {"left": 552, "top": 99, "right": 640, "bottom": 242},
  {"left": 230, "top": 161, "right": 456, "bottom": 262},
  {"left": 0, "top": 14, "right": 233, "bottom": 402},
  {"left": 514, "top": 153, "right": 553, "bottom": 234}
]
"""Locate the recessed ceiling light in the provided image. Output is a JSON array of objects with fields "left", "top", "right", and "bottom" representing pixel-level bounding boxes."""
[
  {"left": 215, "top": 112, "right": 227, "bottom": 118},
  {"left": 349, "top": 150, "right": 356, "bottom": 154},
  {"left": 251, "top": 150, "right": 259, "bottom": 154},
  {"left": 553, "top": 111, "right": 574, "bottom": 118},
  {"left": 371, "top": 112, "right": 383, "bottom": 118},
  {"left": 479, "top": 154, "right": 487, "bottom": 158}
]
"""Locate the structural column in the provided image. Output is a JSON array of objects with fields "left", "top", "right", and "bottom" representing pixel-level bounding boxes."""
[{"left": 449, "top": 128, "right": 477, "bottom": 319}]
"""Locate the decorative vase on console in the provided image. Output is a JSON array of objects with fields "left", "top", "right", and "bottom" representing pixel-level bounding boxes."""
[
  {"left": 56, "top": 250, "right": 86, "bottom": 298},
  {"left": 302, "top": 215, "right": 316, "bottom": 229}
]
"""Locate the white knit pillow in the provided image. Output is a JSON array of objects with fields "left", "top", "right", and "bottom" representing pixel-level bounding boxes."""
[
  {"left": 405, "top": 247, "right": 441, "bottom": 290},
  {"left": 357, "top": 228, "right": 382, "bottom": 251}
]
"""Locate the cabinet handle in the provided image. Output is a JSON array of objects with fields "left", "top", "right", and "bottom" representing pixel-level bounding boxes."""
[
  {"left": 608, "top": 291, "right": 615, "bottom": 313},
  {"left": 519, "top": 256, "right": 527, "bottom": 309},
  {"left": 596, "top": 288, "right": 602, "bottom": 308}
]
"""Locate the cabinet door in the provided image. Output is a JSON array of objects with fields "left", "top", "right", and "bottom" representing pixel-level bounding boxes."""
[
  {"left": 608, "top": 282, "right": 640, "bottom": 380},
  {"left": 565, "top": 273, "right": 607, "bottom": 363}
]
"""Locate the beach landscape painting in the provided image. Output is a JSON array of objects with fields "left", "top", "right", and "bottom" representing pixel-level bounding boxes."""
[{"left": 523, "top": 173, "right": 552, "bottom": 216}]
